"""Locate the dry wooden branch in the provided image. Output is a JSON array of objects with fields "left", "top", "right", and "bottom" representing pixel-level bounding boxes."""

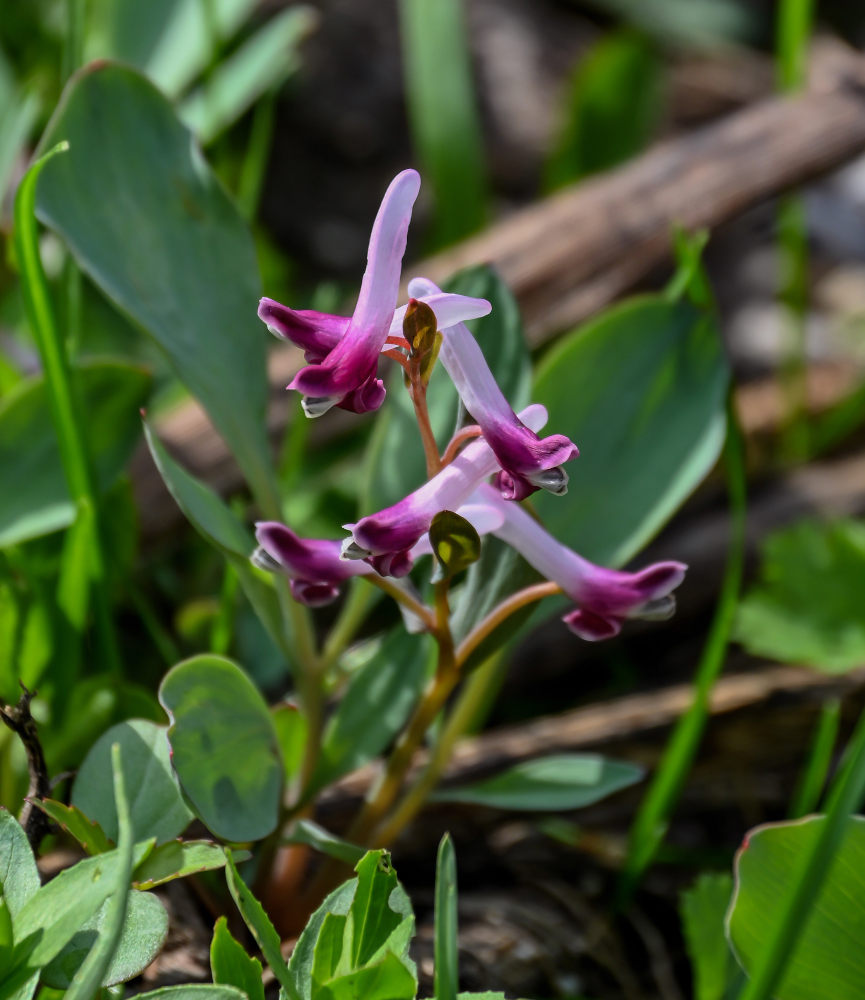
[{"left": 133, "top": 42, "right": 865, "bottom": 536}]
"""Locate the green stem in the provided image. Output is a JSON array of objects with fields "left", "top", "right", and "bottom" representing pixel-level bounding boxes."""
[
  {"left": 14, "top": 144, "right": 121, "bottom": 676},
  {"left": 789, "top": 698, "right": 841, "bottom": 818},
  {"left": 210, "top": 561, "right": 239, "bottom": 655},
  {"left": 320, "top": 579, "right": 378, "bottom": 672},
  {"left": 617, "top": 391, "right": 747, "bottom": 905},
  {"left": 238, "top": 92, "right": 277, "bottom": 222},
  {"left": 735, "top": 707, "right": 865, "bottom": 1000}
]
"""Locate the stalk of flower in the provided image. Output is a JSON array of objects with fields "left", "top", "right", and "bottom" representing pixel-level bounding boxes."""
[
  {"left": 341, "top": 404, "right": 550, "bottom": 577},
  {"left": 474, "top": 484, "right": 687, "bottom": 640},
  {"left": 408, "top": 276, "right": 579, "bottom": 499}
]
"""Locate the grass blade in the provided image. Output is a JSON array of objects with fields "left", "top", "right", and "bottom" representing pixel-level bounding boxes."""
[{"left": 434, "top": 834, "right": 459, "bottom": 1000}]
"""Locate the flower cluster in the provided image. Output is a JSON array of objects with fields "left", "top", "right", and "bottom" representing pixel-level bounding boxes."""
[{"left": 252, "top": 169, "right": 685, "bottom": 640}]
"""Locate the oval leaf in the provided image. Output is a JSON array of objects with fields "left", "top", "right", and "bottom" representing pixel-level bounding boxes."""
[
  {"left": 533, "top": 296, "right": 728, "bottom": 568},
  {"left": 41, "top": 890, "right": 168, "bottom": 989},
  {"left": 432, "top": 754, "right": 643, "bottom": 811},
  {"left": 36, "top": 64, "right": 274, "bottom": 504},
  {"left": 0, "top": 810, "right": 39, "bottom": 915},
  {"left": 160, "top": 656, "right": 282, "bottom": 842},
  {"left": 728, "top": 815, "right": 865, "bottom": 1000},
  {"left": 72, "top": 719, "right": 193, "bottom": 845}
]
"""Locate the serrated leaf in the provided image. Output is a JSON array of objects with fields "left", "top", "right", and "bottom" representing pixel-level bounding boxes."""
[{"left": 734, "top": 519, "right": 865, "bottom": 673}]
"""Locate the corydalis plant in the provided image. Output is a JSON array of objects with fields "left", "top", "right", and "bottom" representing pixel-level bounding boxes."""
[
  {"left": 256, "top": 168, "right": 684, "bottom": 642},
  {"left": 250, "top": 169, "right": 686, "bottom": 869}
]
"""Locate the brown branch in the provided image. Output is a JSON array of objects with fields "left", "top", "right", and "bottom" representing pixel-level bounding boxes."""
[{"left": 1, "top": 685, "right": 52, "bottom": 850}]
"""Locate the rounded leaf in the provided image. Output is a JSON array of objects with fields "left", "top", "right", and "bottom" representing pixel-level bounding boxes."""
[
  {"left": 72, "top": 719, "right": 193, "bottom": 845},
  {"left": 728, "top": 815, "right": 865, "bottom": 1000},
  {"left": 159, "top": 656, "right": 282, "bottom": 842}
]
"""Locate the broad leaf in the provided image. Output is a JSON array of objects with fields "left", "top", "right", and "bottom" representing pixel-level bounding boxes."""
[
  {"left": 734, "top": 519, "right": 865, "bottom": 673},
  {"left": 134, "top": 989, "right": 247, "bottom": 1000},
  {"left": 533, "top": 296, "right": 728, "bottom": 568},
  {"left": 41, "top": 890, "right": 168, "bottom": 988},
  {"left": 160, "top": 656, "right": 282, "bottom": 842},
  {"left": 37, "top": 64, "right": 275, "bottom": 506},
  {"left": 311, "top": 629, "right": 430, "bottom": 792},
  {"left": 728, "top": 815, "right": 865, "bottom": 1000},
  {"left": 429, "top": 510, "right": 481, "bottom": 581},
  {"left": 432, "top": 754, "right": 643, "bottom": 810},
  {"left": 211, "top": 915, "right": 265, "bottom": 1000},
  {"left": 0, "top": 811, "right": 38, "bottom": 915},
  {"left": 72, "top": 719, "right": 193, "bottom": 845},
  {"left": 0, "top": 361, "right": 151, "bottom": 547}
]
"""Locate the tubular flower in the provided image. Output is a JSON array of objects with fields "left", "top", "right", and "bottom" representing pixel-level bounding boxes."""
[
  {"left": 343, "top": 404, "right": 550, "bottom": 577},
  {"left": 477, "top": 484, "right": 687, "bottom": 641},
  {"left": 253, "top": 522, "right": 373, "bottom": 607},
  {"left": 408, "top": 276, "right": 579, "bottom": 500},
  {"left": 284, "top": 170, "right": 421, "bottom": 416},
  {"left": 259, "top": 291, "right": 492, "bottom": 365}
]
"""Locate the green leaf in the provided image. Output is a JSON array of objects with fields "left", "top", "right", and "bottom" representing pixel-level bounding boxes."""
[
  {"left": 288, "top": 851, "right": 416, "bottom": 1000},
  {"left": 734, "top": 519, "right": 865, "bottom": 673},
  {"left": 728, "top": 816, "right": 865, "bottom": 1000},
  {"left": 429, "top": 510, "right": 481, "bottom": 582},
  {"left": 284, "top": 820, "right": 365, "bottom": 866},
  {"left": 288, "top": 881, "right": 355, "bottom": 1000},
  {"left": 143, "top": 421, "right": 287, "bottom": 657},
  {"left": 133, "top": 840, "right": 230, "bottom": 890},
  {"left": 272, "top": 702, "right": 308, "bottom": 784},
  {"left": 180, "top": 8, "right": 315, "bottom": 144},
  {"left": 533, "top": 296, "right": 728, "bottom": 567},
  {"left": 36, "top": 64, "right": 276, "bottom": 509},
  {"left": 0, "top": 361, "right": 152, "bottom": 547},
  {"left": 210, "top": 915, "right": 265, "bottom": 1000},
  {"left": 224, "top": 852, "right": 297, "bottom": 1000},
  {"left": 432, "top": 754, "right": 643, "bottom": 811},
  {"left": 133, "top": 989, "right": 247, "bottom": 1000},
  {"left": 545, "top": 31, "right": 663, "bottom": 189},
  {"left": 434, "top": 835, "right": 458, "bottom": 1000},
  {"left": 680, "top": 873, "right": 743, "bottom": 1000},
  {"left": 399, "top": 0, "right": 487, "bottom": 247},
  {"left": 71, "top": 719, "right": 193, "bottom": 845},
  {"left": 62, "top": 743, "right": 136, "bottom": 999},
  {"left": 33, "top": 800, "right": 114, "bottom": 855},
  {"left": 160, "top": 656, "right": 283, "bottom": 842},
  {"left": 0, "top": 810, "right": 39, "bottom": 915},
  {"left": 363, "top": 265, "right": 530, "bottom": 513},
  {"left": 41, "top": 890, "right": 168, "bottom": 989},
  {"left": 311, "top": 629, "right": 430, "bottom": 792}
]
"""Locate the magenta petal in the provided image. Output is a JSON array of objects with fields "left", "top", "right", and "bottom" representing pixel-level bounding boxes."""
[
  {"left": 337, "top": 373, "right": 387, "bottom": 414},
  {"left": 254, "top": 521, "right": 369, "bottom": 592},
  {"left": 258, "top": 298, "right": 349, "bottom": 362},
  {"left": 562, "top": 608, "right": 622, "bottom": 641},
  {"left": 290, "top": 579, "right": 342, "bottom": 607}
]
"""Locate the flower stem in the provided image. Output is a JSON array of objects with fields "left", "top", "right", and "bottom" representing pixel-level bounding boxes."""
[
  {"left": 455, "top": 581, "right": 561, "bottom": 666},
  {"left": 441, "top": 424, "right": 482, "bottom": 465},
  {"left": 410, "top": 380, "right": 443, "bottom": 478}
]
